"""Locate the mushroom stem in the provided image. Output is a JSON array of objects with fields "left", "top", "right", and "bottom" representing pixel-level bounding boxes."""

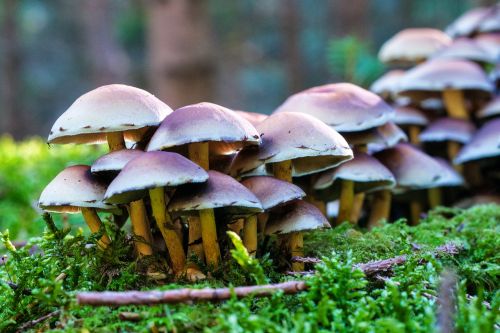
[
  {"left": 443, "top": 89, "right": 469, "bottom": 120},
  {"left": 409, "top": 201, "right": 422, "bottom": 226},
  {"left": 350, "top": 192, "right": 365, "bottom": 223},
  {"left": 367, "top": 189, "right": 391, "bottom": 229},
  {"left": 81, "top": 208, "right": 111, "bottom": 249},
  {"left": 149, "top": 187, "right": 186, "bottom": 273},
  {"left": 289, "top": 232, "right": 304, "bottom": 271},
  {"left": 188, "top": 142, "right": 209, "bottom": 170},
  {"left": 199, "top": 209, "right": 221, "bottom": 267},
  {"left": 273, "top": 160, "right": 293, "bottom": 182},
  {"left": 257, "top": 213, "right": 269, "bottom": 233},
  {"left": 408, "top": 125, "right": 420, "bottom": 145},
  {"left": 129, "top": 200, "right": 154, "bottom": 256},
  {"left": 447, "top": 141, "right": 463, "bottom": 173},
  {"left": 228, "top": 219, "right": 244, "bottom": 234},
  {"left": 107, "top": 132, "right": 126, "bottom": 151},
  {"left": 243, "top": 215, "right": 258, "bottom": 257},
  {"left": 428, "top": 187, "right": 442, "bottom": 208},
  {"left": 187, "top": 217, "right": 204, "bottom": 261},
  {"left": 337, "top": 180, "right": 354, "bottom": 224}
]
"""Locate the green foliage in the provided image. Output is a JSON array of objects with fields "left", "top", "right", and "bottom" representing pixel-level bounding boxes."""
[
  {"left": 327, "top": 36, "right": 385, "bottom": 87},
  {"left": 227, "top": 231, "right": 268, "bottom": 285},
  {"left": 0, "top": 136, "right": 105, "bottom": 239}
]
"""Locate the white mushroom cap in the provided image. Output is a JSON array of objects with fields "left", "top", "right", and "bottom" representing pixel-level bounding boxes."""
[
  {"left": 104, "top": 151, "right": 209, "bottom": 204},
  {"left": 48, "top": 84, "right": 172, "bottom": 145},
  {"left": 477, "top": 4, "right": 500, "bottom": 34},
  {"left": 234, "top": 111, "right": 268, "bottom": 127},
  {"left": 477, "top": 95, "right": 500, "bottom": 119},
  {"left": 474, "top": 33, "right": 500, "bottom": 61},
  {"left": 398, "top": 59, "right": 494, "bottom": 100},
  {"left": 147, "top": 102, "right": 260, "bottom": 154},
  {"left": 168, "top": 170, "right": 263, "bottom": 216},
  {"left": 91, "top": 149, "right": 144, "bottom": 175},
  {"left": 343, "top": 122, "right": 408, "bottom": 148},
  {"left": 378, "top": 28, "right": 451, "bottom": 65},
  {"left": 241, "top": 176, "right": 306, "bottom": 211},
  {"left": 370, "top": 70, "right": 405, "bottom": 100},
  {"left": 274, "top": 83, "right": 395, "bottom": 132},
  {"left": 375, "top": 143, "right": 464, "bottom": 192},
  {"left": 265, "top": 201, "right": 330, "bottom": 235},
  {"left": 431, "top": 38, "right": 497, "bottom": 64},
  {"left": 446, "top": 6, "right": 492, "bottom": 37},
  {"left": 393, "top": 106, "right": 429, "bottom": 126},
  {"left": 39, "top": 165, "right": 115, "bottom": 213},
  {"left": 313, "top": 152, "right": 395, "bottom": 200},
  {"left": 454, "top": 118, "right": 500, "bottom": 164},
  {"left": 419, "top": 118, "right": 476, "bottom": 144},
  {"left": 230, "top": 112, "right": 353, "bottom": 177}
]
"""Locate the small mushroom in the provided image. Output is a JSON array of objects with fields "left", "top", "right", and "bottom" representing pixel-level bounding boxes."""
[
  {"left": 430, "top": 38, "right": 497, "bottom": 65},
  {"left": 454, "top": 118, "right": 500, "bottom": 165},
  {"left": 393, "top": 106, "right": 429, "bottom": 144},
  {"left": 91, "top": 149, "right": 145, "bottom": 179},
  {"left": 477, "top": 95, "right": 500, "bottom": 119},
  {"left": 370, "top": 70, "right": 406, "bottom": 102},
  {"left": 446, "top": 5, "right": 500, "bottom": 38},
  {"left": 39, "top": 165, "right": 115, "bottom": 249}
]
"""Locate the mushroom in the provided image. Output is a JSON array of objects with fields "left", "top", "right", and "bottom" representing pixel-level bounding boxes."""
[
  {"left": 265, "top": 201, "right": 330, "bottom": 268},
  {"left": 477, "top": 95, "right": 500, "bottom": 119},
  {"left": 393, "top": 106, "right": 429, "bottom": 144},
  {"left": 240, "top": 176, "right": 306, "bottom": 257},
  {"left": 104, "top": 151, "right": 208, "bottom": 272},
  {"left": 168, "top": 171, "right": 263, "bottom": 267},
  {"left": 430, "top": 38, "right": 497, "bottom": 65},
  {"left": 446, "top": 5, "right": 500, "bottom": 38},
  {"left": 39, "top": 165, "right": 115, "bottom": 249},
  {"left": 234, "top": 111, "right": 268, "bottom": 127},
  {"left": 398, "top": 59, "right": 493, "bottom": 120},
  {"left": 369, "top": 70, "right": 406, "bottom": 102},
  {"left": 454, "top": 118, "right": 500, "bottom": 165},
  {"left": 378, "top": 28, "right": 451, "bottom": 66},
  {"left": 91, "top": 149, "right": 145, "bottom": 180},
  {"left": 147, "top": 102, "right": 260, "bottom": 267}
]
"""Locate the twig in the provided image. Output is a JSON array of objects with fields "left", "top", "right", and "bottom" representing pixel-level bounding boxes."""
[
  {"left": 291, "top": 256, "right": 321, "bottom": 264},
  {"left": 436, "top": 270, "right": 457, "bottom": 333},
  {"left": 15, "top": 310, "right": 60, "bottom": 333}
]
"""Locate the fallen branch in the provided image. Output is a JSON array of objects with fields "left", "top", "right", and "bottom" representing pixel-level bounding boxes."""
[
  {"left": 15, "top": 310, "right": 60, "bottom": 333},
  {"left": 77, "top": 242, "right": 462, "bottom": 307}
]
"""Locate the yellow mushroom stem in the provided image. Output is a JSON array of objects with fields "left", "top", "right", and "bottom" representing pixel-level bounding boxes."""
[
  {"left": 273, "top": 160, "right": 293, "bottom": 182},
  {"left": 408, "top": 125, "right": 421, "bottom": 145},
  {"left": 447, "top": 141, "right": 463, "bottom": 174},
  {"left": 337, "top": 180, "right": 354, "bottom": 224},
  {"left": 243, "top": 215, "right": 258, "bottom": 257},
  {"left": 257, "top": 213, "right": 269, "bottom": 233},
  {"left": 228, "top": 218, "right": 244, "bottom": 234},
  {"left": 129, "top": 199, "right": 154, "bottom": 256},
  {"left": 81, "top": 208, "right": 111, "bottom": 249},
  {"left": 367, "top": 189, "right": 391, "bottom": 229},
  {"left": 107, "top": 132, "right": 126, "bottom": 151},
  {"left": 409, "top": 200, "right": 422, "bottom": 226},
  {"left": 187, "top": 216, "right": 204, "bottom": 261},
  {"left": 443, "top": 89, "right": 469, "bottom": 120},
  {"left": 289, "top": 232, "right": 304, "bottom": 271},
  {"left": 149, "top": 187, "right": 186, "bottom": 273},
  {"left": 428, "top": 187, "right": 442, "bottom": 209},
  {"left": 350, "top": 192, "right": 365, "bottom": 223},
  {"left": 188, "top": 142, "right": 221, "bottom": 267}
]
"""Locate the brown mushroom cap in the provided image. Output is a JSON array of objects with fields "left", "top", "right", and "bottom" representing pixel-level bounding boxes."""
[
  {"left": 265, "top": 201, "right": 330, "bottom": 235},
  {"left": 234, "top": 111, "right": 268, "bottom": 127},
  {"left": 104, "top": 151, "right": 209, "bottom": 204},
  {"left": 274, "top": 83, "right": 395, "bottom": 132},
  {"left": 168, "top": 170, "right": 263, "bottom": 217},
  {"left": 430, "top": 38, "right": 496, "bottom": 64},
  {"left": 378, "top": 28, "right": 451, "bottom": 65},
  {"left": 39, "top": 165, "right": 115, "bottom": 213},
  {"left": 147, "top": 102, "right": 260, "bottom": 154},
  {"left": 370, "top": 70, "right": 405, "bottom": 100},
  {"left": 477, "top": 95, "right": 500, "bottom": 119},
  {"left": 398, "top": 59, "right": 494, "bottom": 100},
  {"left": 393, "top": 106, "right": 429, "bottom": 126},
  {"left": 241, "top": 176, "right": 306, "bottom": 211},
  {"left": 230, "top": 112, "right": 353, "bottom": 178},
  {"left": 445, "top": 6, "right": 491, "bottom": 37},
  {"left": 91, "top": 149, "right": 144, "bottom": 175},
  {"left": 48, "top": 84, "right": 171, "bottom": 145},
  {"left": 313, "top": 152, "right": 396, "bottom": 200},
  {"left": 375, "top": 143, "right": 464, "bottom": 192},
  {"left": 419, "top": 118, "right": 476, "bottom": 144},
  {"left": 454, "top": 118, "right": 500, "bottom": 164}
]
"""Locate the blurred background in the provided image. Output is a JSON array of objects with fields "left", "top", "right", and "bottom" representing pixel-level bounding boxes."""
[{"left": 0, "top": 0, "right": 497, "bottom": 139}]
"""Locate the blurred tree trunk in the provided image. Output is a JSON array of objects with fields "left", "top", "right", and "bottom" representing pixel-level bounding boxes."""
[
  {"left": 282, "top": 0, "right": 304, "bottom": 94},
  {"left": 146, "top": 0, "right": 216, "bottom": 109},
  {"left": 330, "top": 0, "right": 369, "bottom": 39},
  {"left": 1, "top": 0, "right": 22, "bottom": 137},
  {"left": 80, "top": 0, "right": 130, "bottom": 86}
]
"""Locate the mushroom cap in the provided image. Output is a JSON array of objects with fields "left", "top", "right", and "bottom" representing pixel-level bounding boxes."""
[
  {"left": 230, "top": 112, "right": 353, "bottom": 178},
  {"left": 48, "top": 84, "right": 171, "bottom": 145},
  {"left": 477, "top": 4, "right": 500, "bottom": 34},
  {"left": 446, "top": 6, "right": 492, "bottom": 37},
  {"left": 398, "top": 59, "right": 493, "bottom": 100},
  {"left": 104, "top": 151, "right": 209, "bottom": 204},
  {"left": 39, "top": 165, "right": 115, "bottom": 213},
  {"left": 477, "top": 95, "right": 500, "bottom": 119},
  {"left": 454, "top": 118, "right": 500, "bottom": 164},
  {"left": 419, "top": 118, "right": 476, "bottom": 144},
  {"left": 265, "top": 201, "right": 330, "bottom": 235},
  {"left": 474, "top": 32, "right": 500, "bottom": 61},
  {"left": 343, "top": 122, "right": 408, "bottom": 147},
  {"left": 274, "top": 83, "right": 395, "bottom": 132},
  {"left": 168, "top": 170, "right": 263, "bottom": 216},
  {"left": 241, "top": 176, "right": 306, "bottom": 211},
  {"left": 378, "top": 28, "right": 451, "bottom": 65},
  {"left": 430, "top": 38, "right": 497, "bottom": 64},
  {"left": 313, "top": 152, "right": 396, "bottom": 200},
  {"left": 393, "top": 106, "right": 429, "bottom": 126},
  {"left": 147, "top": 102, "right": 260, "bottom": 154},
  {"left": 375, "top": 143, "right": 464, "bottom": 191},
  {"left": 370, "top": 70, "right": 405, "bottom": 99},
  {"left": 234, "top": 111, "right": 268, "bottom": 127},
  {"left": 91, "top": 149, "right": 144, "bottom": 175}
]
